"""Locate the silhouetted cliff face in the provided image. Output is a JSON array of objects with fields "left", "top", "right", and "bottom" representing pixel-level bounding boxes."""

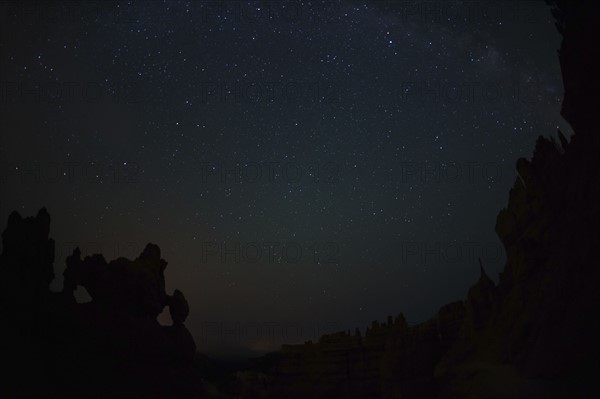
[
  {"left": 0, "top": 208, "right": 55, "bottom": 330},
  {"left": 550, "top": 1, "right": 600, "bottom": 137},
  {"left": 235, "top": 2, "right": 600, "bottom": 398},
  {"left": 235, "top": 290, "right": 469, "bottom": 398},
  {"left": 478, "top": 0, "right": 600, "bottom": 384},
  {"left": 0, "top": 210, "right": 201, "bottom": 398}
]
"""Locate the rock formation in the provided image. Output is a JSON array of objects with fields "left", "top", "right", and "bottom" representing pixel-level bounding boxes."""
[{"left": 0, "top": 209, "right": 201, "bottom": 398}]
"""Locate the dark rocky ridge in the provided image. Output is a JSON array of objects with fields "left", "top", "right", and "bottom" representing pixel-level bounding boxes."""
[
  {"left": 0, "top": 209, "right": 203, "bottom": 398},
  {"left": 233, "top": 1, "right": 600, "bottom": 397}
]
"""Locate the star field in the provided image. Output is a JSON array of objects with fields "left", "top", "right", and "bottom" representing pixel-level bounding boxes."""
[{"left": 0, "top": 1, "right": 570, "bottom": 355}]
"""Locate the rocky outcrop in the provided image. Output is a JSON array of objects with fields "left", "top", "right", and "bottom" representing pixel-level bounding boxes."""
[
  {"left": 237, "top": 304, "right": 466, "bottom": 398},
  {"left": 0, "top": 208, "right": 55, "bottom": 330},
  {"left": 550, "top": 0, "right": 600, "bottom": 136},
  {"left": 60, "top": 242, "right": 196, "bottom": 362},
  {"left": 0, "top": 209, "right": 200, "bottom": 398}
]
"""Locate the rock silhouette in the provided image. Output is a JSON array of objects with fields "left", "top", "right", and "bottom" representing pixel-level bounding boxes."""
[{"left": 0, "top": 209, "right": 202, "bottom": 398}]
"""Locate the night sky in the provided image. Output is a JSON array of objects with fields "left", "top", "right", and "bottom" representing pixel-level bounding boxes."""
[{"left": 0, "top": 1, "right": 570, "bottom": 356}]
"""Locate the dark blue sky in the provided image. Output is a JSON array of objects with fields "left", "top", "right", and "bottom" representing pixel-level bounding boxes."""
[{"left": 0, "top": 0, "right": 570, "bottom": 355}]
